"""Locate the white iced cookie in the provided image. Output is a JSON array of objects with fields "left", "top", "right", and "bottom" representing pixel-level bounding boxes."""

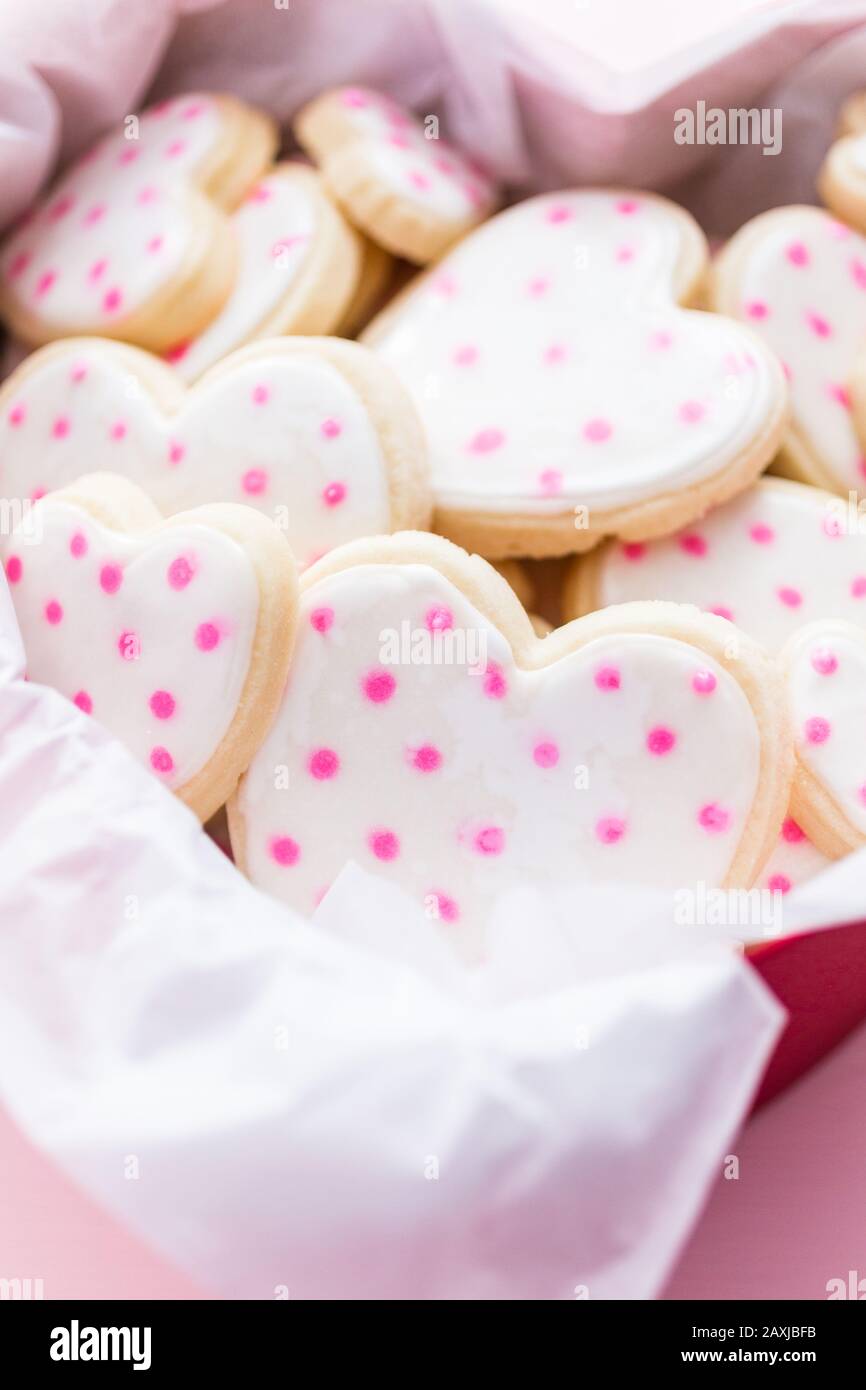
[
  {"left": 363, "top": 190, "right": 788, "bottom": 559},
  {"left": 711, "top": 204, "right": 866, "bottom": 495},
  {"left": 228, "top": 533, "right": 792, "bottom": 957},
  {"left": 164, "top": 164, "right": 362, "bottom": 381},
  {"left": 567, "top": 478, "right": 866, "bottom": 653},
  {"left": 0, "top": 93, "right": 277, "bottom": 351},
  {"left": 1, "top": 473, "right": 297, "bottom": 821},
  {"left": 782, "top": 620, "right": 866, "bottom": 856},
  {"left": 0, "top": 336, "right": 430, "bottom": 569},
  {"left": 294, "top": 86, "right": 499, "bottom": 264}
]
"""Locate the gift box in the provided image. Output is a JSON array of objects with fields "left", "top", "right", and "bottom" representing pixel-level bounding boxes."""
[{"left": 1, "top": 0, "right": 866, "bottom": 1302}]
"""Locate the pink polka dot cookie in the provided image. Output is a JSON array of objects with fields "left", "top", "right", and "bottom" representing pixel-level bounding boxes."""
[
  {"left": 0, "top": 336, "right": 430, "bottom": 569},
  {"left": 294, "top": 87, "right": 499, "bottom": 264},
  {"left": 227, "top": 532, "right": 792, "bottom": 955},
  {"left": 164, "top": 164, "right": 363, "bottom": 382},
  {"left": 782, "top": 620, "right": 866, "bottom": 856},
  {"left": 710, "top": 204, "right": 866, "bottom": 495},
  {"left": 566, "top": 478, "right": 866, "bottom": 653},
  {"left": 363, "top": 190, "right": 788, "bottom": 559},
  {"left": 1, "top": 472, "right": 297, "bottom": 821},
  {"left": 758, "top": 816, "right": 831, "bottom": 897},
  {"left": 0, "top": 93, "right": 277, "bottom": 352}
]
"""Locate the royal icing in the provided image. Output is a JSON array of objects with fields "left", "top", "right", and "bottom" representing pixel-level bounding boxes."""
[
  {"left": 0, "top": 95, "right": 231, "bottom": 332},
  {"left": 759, "top": 816, "right": 831, "bottom": 895},
  {"left": 2, "top": 498, "right": 258, "bottom": 787},
  {"left": 785, "top": 621, "right": 866, "bottom": 839},
  {"left": 0, "top": 342, "right": 392, "bottom": 568},
  {"left": 713, "top": 205, "right": 866, "bottom": 493},
  {"left": 364, "top": 191, "right": 782, "bottom": 518},
  {"left": 234, "top": 562, "right": 765, "bottom": 953},
  {"left": 307, "top": 87, "right": 496, "bottom": 226},
  {"left": 581, "top": 479, "right": 866, "bottom": 652},
  {"left": 165, "top": 167, "right": 320, "bottom": 382}
]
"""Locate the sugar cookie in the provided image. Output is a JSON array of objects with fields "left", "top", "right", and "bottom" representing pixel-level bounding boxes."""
[
  {"left": 0, "top": 336, "right": 431, "bottom": 568},
  {"left": 228, "top": 532, "right": 792, "bottom": 955},
  {"left": 566, "top": 478, "right": 866, "bottom": 652},
  {"left": 819, "top": 113, "right": 866, "bottom": 237},
  {"left": 164, "top": 164, "right": 362, "bottom": 381},
  {"left": 364, "top": 190, "right": 788, "bottom": 559},
  {"left": 1, "top": 472, "right": 297, "bottom": 821},
  {"left": 0, "top": 93, "right": 277, "bottom": 351},
  {"left": 294, "top": 86, "right": 499, "bottom": 264},
  {"left": 711, "top": 204, "right": 866, "bottom": 494},
  {"left": 782, "top": 619, "right": 866, "bottom": 856}
]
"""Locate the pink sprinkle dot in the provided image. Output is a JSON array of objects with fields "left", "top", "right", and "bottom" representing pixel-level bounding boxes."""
[
  {"left": 698, "top": 802, "right": 730, "bottom": 833},
  {"left": 811, "top": 647, "right": 838, "bottom": 675},
  {"left": 35, "top": 270, "right": 57, "bottom": 298},
  {"left": 168, "top": 440, "right": 185, "bottom": 465},
  {"left": 5, "top": 555, "right": 22, "bottom": 583},
  {"left": 7, "top": 403, "right": 25, "bottom": 427},
  {"left": 52, "top": 416, "right": 70, "bottom": 439},
  {"left": 322, "top": 481, "right": 346, "bottom": 507},
  {"left": 805, "top": 310, "right": 831, "bottom": 338},
  {"left": 163, "top": 342, "right": 189, "bottom": 365},
  {"left": 538, "top": 468, "right": 563, "bottom": 496},
  {"left": 829, "top": 383, "right": 851, "bottom": 409},
  {"left": 584, "top": 418, "right": 612, "bottom": 443},
  {"left": 137, "top": 187, "right": 158, "bottom": 205},
  {"left": 109, "top": 421, "right": 127, "bottom": 441},
  {"left": 768, "top": 874, "right": 791, "bottom": 894},
  {"left": 745, "top": 300, "right": 769, "bottom": 320},
  {"left": 321, "top": 418, "right": 342, "bottom": 439},
  {"left": 595, "top": 664, "right": 620, "bottom": 691},
  {"left": 99, "top": 564, "right": 123, "bottom": 595},
  {"left": 533, "top": 740, "right": 560, "bottom": 768},
  {"left": 118, "top": 630, "right": 139, "bottom": 661},
  {"left": 149, "top": 690, "right": 175, "bottom": 720},
  {"left": 622, "top": 542, "right": 645, "bottom": 562},
  {"left": 749, "top": 523, "right": 774, "bottom": 544},
  {"left": 309, "top": 747, "right": 340, "bottom": 780},
  {"left": 102, "top": 287, "right": 122, "bottom": 314},
  {"left": 45, "top": 600, "right": 63, "bottom": 625},
  {"left": 777, "top": 586, "right": 802, "bottom": 608},
  {"left": 822, "top": 512, "right": 843, "bottom": 538},
  {"left": 851, "top": 257, "right": 866, "bottom": 289},
  {"left": 118, "top": 147, "right": 139, "bottom": 165},
  {"left": 168, "top": 556, "right": 194, "bottom": 590},
  {"left": 165, "top": 139, "right": 187, "bottom": 158},
  {"left": 483, "top": 664, "right": 508, "bottom": 699},
  {"left": 195, "top": 622, "right": 220, "bottom": 652},
  {"left": 87, "top": 258, "right": 107, "bottom": 283},
  {"left": 310, "top": 606, "right": 334, "bottom": 633},
  {"left": 150, "top": 748, "right": 172, "bottom": 779},
  {"left": 363, "top": 669, "right": 396, "bottom": 703},
  {"left": 242, "top": 468, "right": 268, "bottom": 496},
  {"left": 710, "top": 605, "right": 734, "bottom": 622},
  {"left": 546, "top": 203, "right": 574, "bottom": 224},
  {"left": 785, "top": 241, "right": 810, "bottom": 267},
  {"left": 679, "top": 400, "right": 705, "bottom": 424},
  {"left": 468, "top": 427, "right": 505, "bottom": 454},
  {"left": 369, "top": 829, "right": 399, "bottom": 861},
  {"left": 692, "top": 669, "right": 717, "bottom": 695},
  {"left": 616, "top": 198, "right": 639, "bottom": 215},
  {"left": 649, "top": 329, "right": 673, "bottom": 350},
  {"left": 69, "top": 531, "right": 88, "bottom": 558},
  {"left": 851, "top": 576, "right": 866, "bottom": 599},
  {"left": 804, "top": 716, "right": 830, "bottom": 744},
  {"left": 73, "top": 690, "right": 92, "bottom": 714},
  {"left": 596, "top": 816, "right": 626, "bottom": 844},
  {"left": 544, "top": 343, "right": 568, "bottom": 365},
  {"left": 251, "top": 384, "right": 270, "bottom": 405},
  {"left": 453, "top": 344, "right": 478, "bottom": 366},
  {"left": 7, "top": 251, "right": 31, "bottom": 280},
  {"left": 408, "top": 169, "right": 432, "bottom": 192},
  {"left": 147, "top": 236, "right": 163, "bottom": 254},
  {"left": 527, "top": 276, "right": 550, "bottom": 296},
  {"left": 475, "top": 825, "right": 505, "bottom": 855},
  {"left": 270, "top": 836, "right": 300, "bottom": 867},
  {"left": 83, "top": 202, "right": 106, "bottom": 225},
  {"left": 679, "top": 532, "right": 707, "bottom": 557},
  {"left": 615, "top": 244, "right": 635, "bottom": 264},
  {"left": 647, "top": 726, "right": 676, "bottom": 755},
  {"left": 30, "top": 488, "right": 45, "bottom": 502},
  {"left": 430, "top": 891, "right": 460, "bottom": 923},
  {"left": 782, "top": 818, "right": 805, "bottom": 843},
  {"left": 425, "top": 605, "right": 453, "bottom": 632},
  {"left": 412, "top": 744, "right": 442, "bottom": 772}
]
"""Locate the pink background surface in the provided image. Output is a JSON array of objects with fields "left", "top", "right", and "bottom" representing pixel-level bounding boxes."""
[{"left": 3, "top": 1015, "right": 865, "bottom": 1300}]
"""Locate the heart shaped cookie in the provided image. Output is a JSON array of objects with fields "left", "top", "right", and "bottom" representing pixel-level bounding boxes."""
[
  {"left": 567, "top": 478, "right": 866, "bottom": 653},
  {"left": 711, "top": 205, "right": 866, "bottom": 495},
  {"left": 295, "top": 86, "right": 499, "bottom": 263},
  {"left": 228, "top": 533, "right": 792, "bottom": 955},
  {"left": 363, "top": 190, "right": 788, "bottom": 559},
  {"left": 1, "top": 473, "right": 297, "bottom": 821},
  {"left": 165, "top": 164, "right": 362, "bottom": 381},
  {"left": 782, "top": 620, "right": 866, "bottom": 856},
  {"left": 0, "top": 336, "right": 430, "bottom": 569},
  {"left": 0, "top": 92, "right": 276, "bottom": 351}
]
